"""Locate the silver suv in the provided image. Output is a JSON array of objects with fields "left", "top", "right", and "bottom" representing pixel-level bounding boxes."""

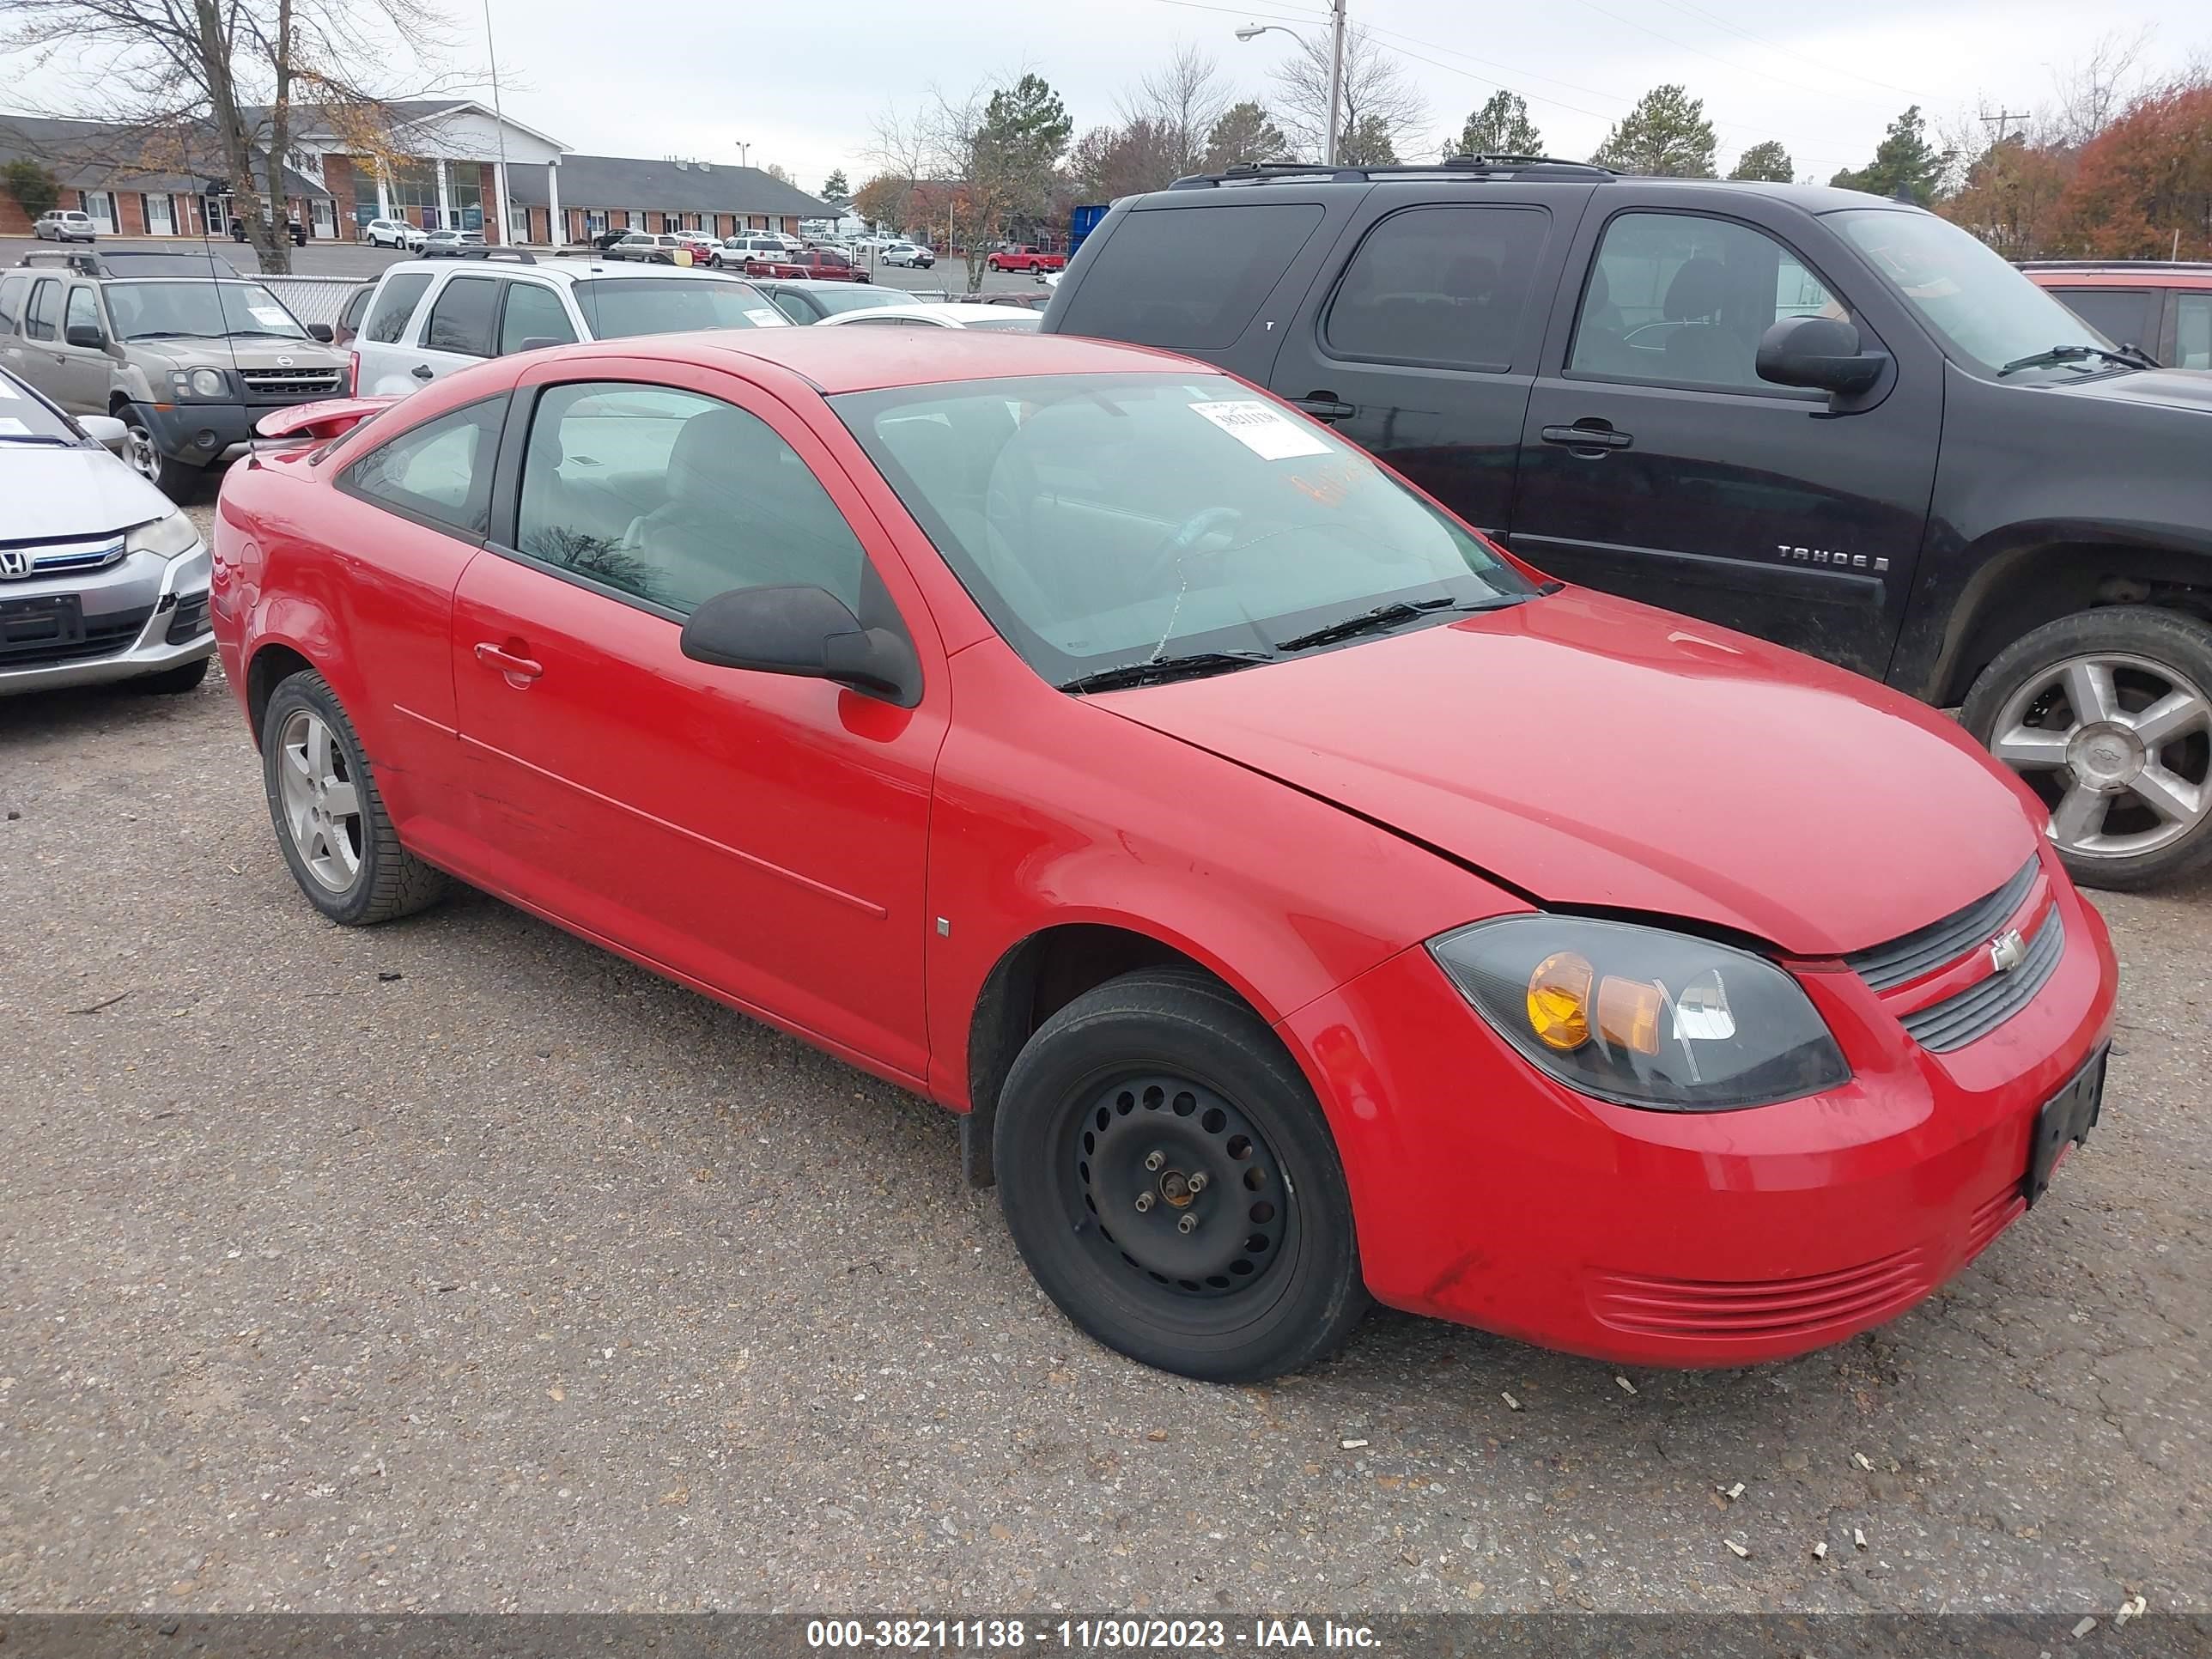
[
  {"left": 0, "top": 252, "right": 350, "bottom": 501},
  {"left": 0, "top": 364, "right": 214, "bottom": 696}
]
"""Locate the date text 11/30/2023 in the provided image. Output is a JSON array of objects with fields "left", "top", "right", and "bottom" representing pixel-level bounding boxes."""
[{"left": 804, "top": 1619, "right": 1382, "bottom": 1650}]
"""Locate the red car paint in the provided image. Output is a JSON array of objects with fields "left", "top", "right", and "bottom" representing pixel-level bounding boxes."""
[
  {"left": 210, "top": 328, "right": 2118, "bottom": 1367},
  {"left": 749, "top": 249, "right": 863, "bottom": 282},
  {"left": 987, "top": 246, "right": 1066, "bottom": 273}
]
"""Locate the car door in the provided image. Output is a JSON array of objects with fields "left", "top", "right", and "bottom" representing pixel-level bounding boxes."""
[
  {"left": 13, "top": 279, "right": 70, "bottom": 405},
  {"left": 1267, "top": 191, "right": 1586, "bottom": 538},
  {"left": 448, "top": 362, "right": 947, "bottom": 1080},
  {"left": 0, "top": 274, "right": 29, "bottom": 376},
  {"left": 51, "top": 283, "right": 114, "bottom": 410},
  {"left": 1509, "top": 201, "right": 1941, "bottom": 679},
  {"left": 406, "top": 273, "right": 501, "bottom": 387}
]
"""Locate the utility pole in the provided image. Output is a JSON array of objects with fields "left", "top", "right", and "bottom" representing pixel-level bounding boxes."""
[
  {"left": 1323, "top": 0, "right": 1346, "bottom": 167},
  {"left": 1981, "top": 107, "right": 2029, "bottom": 146}
]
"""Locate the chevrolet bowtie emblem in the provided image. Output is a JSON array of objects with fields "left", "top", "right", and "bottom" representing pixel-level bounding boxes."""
[{"left": 1988, "top": 928, "right": 2029, "bottom": 974}]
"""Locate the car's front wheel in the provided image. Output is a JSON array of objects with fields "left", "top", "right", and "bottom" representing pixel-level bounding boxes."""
[
  {"left": 1964, "top": 605, "right": 2212, "bottom": 890},
  {"left": 118, "top": 408, "right": 203, "bottom": 502},
  {"left": 994, "top": 969, "right": 1370, "bottom": 1382},
  {"left": 261, "top": 671, "right": 448, "bottom": 925}
]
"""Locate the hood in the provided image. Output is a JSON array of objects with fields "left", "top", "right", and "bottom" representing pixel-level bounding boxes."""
[
  {"left": 2051, "top": 367, "right": 2212, "bottom": 416},
  {"left": 131, "top": 336, "right": 346, "bottom": 370},
  {"left": 1095, "top": 589, "right": 2039, "bottom": 957},
  {"left": 0, "top": 445, "right": 173, "bottom": 541}
]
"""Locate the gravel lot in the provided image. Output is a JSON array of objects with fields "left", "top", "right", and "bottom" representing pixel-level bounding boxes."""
[{"left": 1, "top": 504, "right": 2206, "bottom": 1616}]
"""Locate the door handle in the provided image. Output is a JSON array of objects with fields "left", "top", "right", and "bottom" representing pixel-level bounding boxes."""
[
  {"left": 1293, "top": 393, "right": 1355, "bottom": 422},
  {"left": 473, "top": 641, "right": 543, "bottom": 681},
  {"left": 1540, "top": 422, "right": 1633, "bottom": 452},
  {"left": 410, "top": 363, "right": 435, "bottom": 380}
]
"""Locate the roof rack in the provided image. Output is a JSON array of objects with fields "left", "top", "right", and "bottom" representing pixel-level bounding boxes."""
[
  {"left": 1170, "top": 155, "right": 1613, "bottom": 189},
  {"left": 449, "top": 247, "right": 538, "bottom": 263},
  {"left": 16, "top": 249, "right": 103, "bottom": 274}
]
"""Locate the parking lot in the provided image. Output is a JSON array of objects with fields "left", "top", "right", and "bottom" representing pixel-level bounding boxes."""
[{"left": 0, "top": 503, "right": 2204, "bottom": 1616}]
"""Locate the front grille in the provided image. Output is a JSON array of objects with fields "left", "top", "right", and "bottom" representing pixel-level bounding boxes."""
[
  {"left": 0, "top": 604, "right": 150, "bottom": 666},
  {"left": 1899, "top": 909, "right": 2066, "bottom": 1054},
  {"left": 0, "top": 535, "right": 125, "bottom": 577},
  {"left": 1844, "top": 856, "right": 2039, "bottom": 991},
  {"left": 242, "top": 368, "right": 346, "bottom": 398},
  {"left": 1590, "top": 1248, "right": 1929, "bottom": 1340},
  {"left": 166, "top": 593, "right": 210, "bottom": 644}
]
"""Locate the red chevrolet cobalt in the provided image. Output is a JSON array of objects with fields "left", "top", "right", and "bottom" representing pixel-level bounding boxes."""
[{"left": 210, "top": 331, "right": 2117, "bottom": 1382}]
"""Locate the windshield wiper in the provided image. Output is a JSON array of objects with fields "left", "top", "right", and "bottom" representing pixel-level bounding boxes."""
[
  {"left": 1059, "top": 650, "right": 1276, "bottom": 694},
  {"left": 0, "top": 432, "right": 70, "bottom": 446},
  {"left": 1273, "top": 593, "right": 1527, "bottom": 653},
  {"left": 1996, "top": 343, "right": 2151, "bottom": 376}
]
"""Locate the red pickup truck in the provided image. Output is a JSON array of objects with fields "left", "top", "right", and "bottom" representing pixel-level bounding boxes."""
[
  {"left": 741, "top": 247, "right": 869, "bottom": 283},
  {"left": 986, "top": 245, "right": 1066, "bottom": 273}
]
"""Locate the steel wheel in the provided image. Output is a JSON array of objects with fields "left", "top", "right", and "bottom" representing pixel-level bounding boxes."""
[
  {"left": 1990, "top": 651, "right": 2212, "bottom": 860},
  {"left": 1065, "top": 1073, "right": 1292, "bottom": 1310},
  {"left": 276, "top": 707, "right": 364, "bottom": 893}
]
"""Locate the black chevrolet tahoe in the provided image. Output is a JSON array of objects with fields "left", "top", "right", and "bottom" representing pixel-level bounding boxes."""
[{"left": 1041, "top": 159, "right": 2212, "bottom": 890}]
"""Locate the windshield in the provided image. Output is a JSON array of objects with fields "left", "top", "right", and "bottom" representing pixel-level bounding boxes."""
[
  {"left": 834, "top": 372, "right": 1534, "bottom": 685},
  {"left": 569, "top": 277, "right": 790, "bottom": 337},
  {"left": 0, "top": 368, "right": 78, "bottom": 440},
  {"left": 813, "top": 286, "right": 908, "bottom": 314},
  {"left": 104, "top": 282, "right": 309, "bottom": 342},
  {"left": 1830, "top": 210, "right": 2116, "bottom": 376}
]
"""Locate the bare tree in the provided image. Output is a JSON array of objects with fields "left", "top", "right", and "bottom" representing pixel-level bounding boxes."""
[
  {"left": 2048, "top": 27, "right": 2155, "bottom": 149},
  {"left": 2, "top": 0, "right": 461, "bottom": 273},
  {"left": 866, "top": 98, "right": 933, "bottom": 232},
  {"left": 1268, "top": 24, "right": 1425, "bottom": 164},
  {"left": 1117, "top": 43, "right": 1231, "bottom": 182}
]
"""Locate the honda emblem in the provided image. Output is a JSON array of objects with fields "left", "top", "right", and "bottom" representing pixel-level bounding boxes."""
[{"left": 0, "top": 548, "right": 31, "bottom": 579}]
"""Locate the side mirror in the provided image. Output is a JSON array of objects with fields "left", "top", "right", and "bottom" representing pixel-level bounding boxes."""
[
  {"left": 79, "top": 414, "right": 128, "bottom": 451},
  {"left": 1756, "top": 315, "right": 1888, "bottom": 398},
  {"left": 65, "top": 323, "right": 105, "bottom": 349},
  {"left": 307, "top": 322, "right": 335, "bottom": 343},
  {"left": 680, "top": 584, "right": 920, "bottom": 706}
]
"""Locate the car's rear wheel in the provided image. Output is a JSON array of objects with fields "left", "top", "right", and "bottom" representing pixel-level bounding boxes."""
[
  {"left": 1963, "top": 605, "right": 2212, "bottom": 890},
  {"left": 261, "top": 671, "right": 447, "bottom": 925},
  {"left": 994, "top": 969, "right": 1369, "bottom": 1382},
  {"left": 118, "top": 408, "right": 203, "bottom": 502}
]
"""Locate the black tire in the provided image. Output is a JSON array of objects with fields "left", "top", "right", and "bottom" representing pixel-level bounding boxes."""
[
  {"left": 135, "top": 657, "right": 209, "bottom": 695},
  {"left": 1962, "top": 605, "right": 2212, "bottom": 891},
  {"left": 259, "top": 670, "right": 447, "bottom": 925},
  {"left": 994, "top": 968, "right": 1369, "bottom": 1382},
  {"left": 119, "top": 407, "right": 204, "bottom": 503}
]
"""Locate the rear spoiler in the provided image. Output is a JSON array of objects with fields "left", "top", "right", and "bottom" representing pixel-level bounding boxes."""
[{"left": 252, "top": 397, "right": 396, "bottom": 446}]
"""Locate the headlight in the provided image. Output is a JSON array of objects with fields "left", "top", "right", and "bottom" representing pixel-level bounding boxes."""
[
  {"left": 168, "top": 367, "right": 232, "bottom": 399},
  {"left": 1427, "top": 916, "right": 1850, "bottom": 1111},
  {"left": 126, "top": 509, "right": 202, "bottom": 560}
]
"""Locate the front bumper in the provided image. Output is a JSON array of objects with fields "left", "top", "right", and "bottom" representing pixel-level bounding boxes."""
[
  {"left": 1278, "top": 854, "right": 2118, "bottom": 1366},
  {"left": 134, "top": 398, "right": 340, "bottom": 466},
  {"left": 0, "top": 542, "right": 215, "bottom": 696}
]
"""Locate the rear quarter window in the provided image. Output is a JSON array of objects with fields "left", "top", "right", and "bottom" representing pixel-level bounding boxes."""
[{"left": 1056, "top": 203, "right": 1326, "bottom": 350}]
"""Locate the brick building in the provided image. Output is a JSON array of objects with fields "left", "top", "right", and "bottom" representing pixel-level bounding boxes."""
[
  {"left": 0, "top": 114, "right": 330, "bottom": 239},
  {"left": 504, "top": 155, "right": 832, "bottom": 247}
]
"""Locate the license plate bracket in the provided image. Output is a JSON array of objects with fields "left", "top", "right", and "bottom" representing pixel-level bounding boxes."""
[
  {"left": 0, "top": 592, "right": 86, "bottom": 653},
  {"left": 2025, "top": 1046, "right": 2106, "bottom": 1207}
]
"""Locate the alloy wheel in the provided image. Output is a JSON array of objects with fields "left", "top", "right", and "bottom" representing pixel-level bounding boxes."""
[
  {"left": 1990, "top": 651, "right": 2212, "bottom": 860},
  {"left": 122, "top": 422, "right": 163, "bottom": 485},
  {"left": 276, "top": 708, "right": 365, "bottom": 892}
]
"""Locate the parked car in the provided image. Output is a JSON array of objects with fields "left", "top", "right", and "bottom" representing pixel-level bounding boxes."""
[
  {"left": 815, "top": 301, "right": 1042, "bottom": 332},
  {"left": 716, "top": 234, "right": 793, "bottom": 270},
  {"left": 0, "top": 255, "right": 346, "bottom": 499},
  {"left": 744, "top": 279, "right": 917, "bottom": 324},
  {"left": 1047, "top": 160, "right": 2212, "bottom": 890},
  {"left": 754, "top": 246, "right": 867, "bottom": 283},
  {"left": 210, "top": 327, "right": 2117, "bottom": 1384},
  {"left": 33, "top": 210, "right": 98, "bottom": 243},
  {"left": 362, "top": 218, "right": 428, "bottom": 250},
  {"left": 987, "top": 244, "right": 1066, "bottom": 273},
  {"left": 880, "top": 242, "right": 935, "bottom": 269},
  {"left": 331, "top": 283, "right": 374, "bottom": 350},
  {"left": 348, "top": 251, "right": 786, "bottom": 397},
  {"left": 2024, "top": 261, "right": 2212, "bottom": 371},
  {"left": 602, "top": 232, "right": 702, "bottom": 265},
  {"left": 0, "top": 362, "right": 215, "bottom": 696},
  {"left": 232, "top": 214, "right": 309, "bottom": 247},
  {"left": 421, "top": 228, "right": 487, "bottom": 258}
]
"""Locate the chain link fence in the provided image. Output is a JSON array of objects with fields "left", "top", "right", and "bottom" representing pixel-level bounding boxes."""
[{"left": 258, "top": 275, "right": 368, "bottom": 330}]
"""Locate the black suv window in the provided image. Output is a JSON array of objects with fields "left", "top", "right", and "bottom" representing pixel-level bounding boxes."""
[
  {"left": 1324, "top": 206, "right": 1548, "bottom": 371},
  {"left": 341, "top": 398, "right": 505, "bottom": 536},
  {"left": 25, "top": 279, "right": 60, "bottom": 343},
  {"left": 364, "top": 272, "right": 433, "bottom": 343},
  {"left": 1057, "top": 203, "right": 1325, "bottom": 349},
  {"left": 1569, "top": 210, "right": 1842, "bottom": 392},
  {"left": 424, "top": 276, "right": 500, "bottom": 356}
]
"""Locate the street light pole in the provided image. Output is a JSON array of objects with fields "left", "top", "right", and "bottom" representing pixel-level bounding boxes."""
[{"left": 1323, "top": 0, "right": 1346, "bottom": 167}]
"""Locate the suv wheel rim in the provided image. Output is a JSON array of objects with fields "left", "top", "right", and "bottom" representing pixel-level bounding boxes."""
[
  {"left": 276, "top": 708, "right": 365, "bottom": 892},
  {"left": 1991, "top": 651, "right": 2212, "bottom": 859},
  {"left": 122, "top": 421, "right": 163, "bottom": 483}
]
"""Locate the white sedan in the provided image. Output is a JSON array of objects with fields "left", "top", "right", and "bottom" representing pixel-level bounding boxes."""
[{"left": 813, "top": 301, "right": 1042, "bottom": 332}]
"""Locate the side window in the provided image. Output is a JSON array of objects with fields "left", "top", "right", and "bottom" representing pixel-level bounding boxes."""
[
  {"left": 514, "top": 380, "right": 866, "bottom": 617},
  {"left": 1569, "top": 211, "right": 1845, "bottom": 392},
  {"left": 1324, "top": 206, "right": 1548, "bottom": 371},
  {"left": 497, "top": 282, "right": 578, "bottom": 354},
  {"left": 2176, "top": 293, "right": 2210, "bottom": 372},
  {"left": 424, "top": 276, "right": 499, "bottom": 356},
  {"left": 363, "top": 272, "right": 433, "bottom": 343},
  {"left": 0, "top": 274, "right": 27, "bottom": 331},
  {"left": 25, "top": 279, "right": 60, "bottom": 343},
  {"left": 338, "top": 285, "right": 374, "bottom": 333},
  {"left": 1055, "top": 203, "right": 1326, "bottom": 350},
  {"left": 2054, "top": 288, "right": 2160, "bottom": 352},
  {"left": 340, "top": 398, "right": 505, "bottom": 536},
  {"left": 770, "top": 291, "right": 813, "bottom": 324},
  {"left": 64, "top": 285, "right": 101, "bottom": 337}
]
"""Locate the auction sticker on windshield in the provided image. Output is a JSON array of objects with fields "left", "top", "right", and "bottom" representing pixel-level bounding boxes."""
[
  {"left": 1189, "top": 399, "right": 1331, "bottom": 461},
  {"left": 247, "top": 304, "right": 293, "bottom": 327},
  {"left": 744, "top": 308, "right": 783, "bottom": 325}
]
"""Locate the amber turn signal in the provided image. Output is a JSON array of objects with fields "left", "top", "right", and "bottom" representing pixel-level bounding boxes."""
[
  {"left": 1526, "top": 951, "right": 1595, "bottom": 1050},
  {"left": 1596, "top": 976, "right": 1664, "bottom": 1056}
]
